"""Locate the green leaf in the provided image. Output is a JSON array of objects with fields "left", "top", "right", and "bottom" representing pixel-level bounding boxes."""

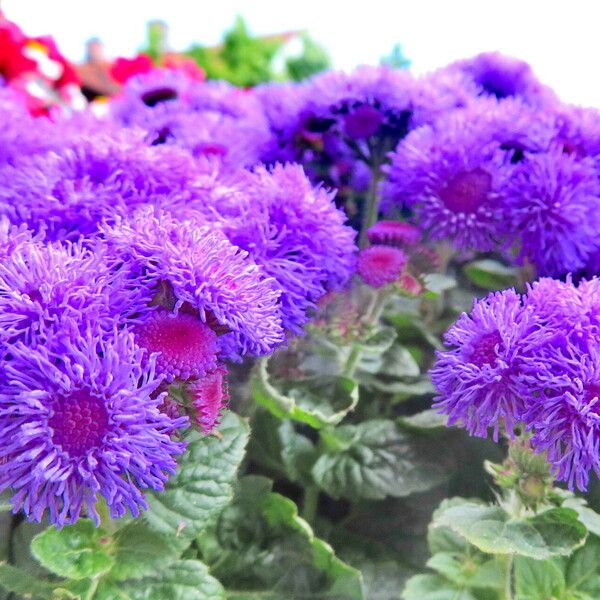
[
  {"left": 199, "top": 476, "right": 365, "bottom": 599},
  {"left": 403, "top": 574, "right": 478, "bottom": 600},
  {"left": 356, "top": 559, "right": 412, "bottom": 600},
  {"left": 144, "top": 411, "right": 249, "bottom": 539},
  {"left": 0, "top": 563, "right": 54, "bottom": 599},
  {"left": 122, "top": 560, "right": 225, "bottom": 600},
  {"left": 252, "top": 358, "right": 359, "bottom": 428},
  {"left": 248, "top": 410, "right": 318, "bottom": 486},
  {"left": 562, "top": 496, "right": 600, "bottom": 537},
  {"left": 422, "top": 274, "right": 457, "bottom": 298},
  {"left": 514, "top": 556, "right": 566, "bottom": 600},
  {"left": 399, "top": 409, "right": 447, "bottom": 431},
  {"left": 0, "top": 491, "right": 11, "bottom": 512},
  {"left": 464, "top": 260, "right": 518, "bottom": 291},
  {"left": 110, "top": 520, "right": 179, "bottom": 581},
  {"left": 312, "top": 420, "right": 451, "bottom": 500},
  {"left": 565, "top": 534, "right": 600, "bottom": 597},
  {"left": 433, "top": 502, "right": 587, "bottom": 559},
  {"left": 30, "top": 520, "right": 114, "bottom": 580}
]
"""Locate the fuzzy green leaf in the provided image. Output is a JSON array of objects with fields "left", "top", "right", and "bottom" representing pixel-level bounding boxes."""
[
  {"left": 144, "top": 411, "right": 249, "bottom": 539},
  {"left": 433, "top": 503, "right": 587, "bottom": 559},
  {"left": 198, "top": 476, "right": 365, "bottom": 599},
  {"left": 252, "top": 358, "right": 359, "bottom": 428},
  {"left": 30, "top": 520, "right": 114, "bottom": 580},
  {"left": 312, "top": 420, "right": 450, "bottom": 500}
]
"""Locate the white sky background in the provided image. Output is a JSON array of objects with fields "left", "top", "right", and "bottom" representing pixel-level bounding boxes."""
[{"left": 3, "top": 0, "right": 600, "bottom": 106}]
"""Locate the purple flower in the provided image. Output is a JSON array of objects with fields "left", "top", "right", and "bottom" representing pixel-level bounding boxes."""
[
  {"left": 431, "top": 289, "right": 539, "bottom": 439},
  {"left": 184, "top": 164, "right": 357, "bottom": 334},
  {"left": 0, "top": 240, "right": 144, "bottom": 350},
  {"left": 111, "top": 72, "right": 270, "bottom": 169},
  {"left": 500, "top": 146, "right": 600, "bottom": 276},
  {"left": 100, "top": 206, "right": 284, "bottom": 357},
  {"left": 386, "top": 103, "right": 515, "bottom": 251},
  {"left": 448, "top": 52, "right": 557, "bottom": 106},
  {"left": 520, "top": 343, "right": 600, "bottom": 491},
  {"left": 0, "top": 132, "right": 206, "bottom": 241},
  {"left": 0, "top": 327, "right": 185, "bottom": 527}
]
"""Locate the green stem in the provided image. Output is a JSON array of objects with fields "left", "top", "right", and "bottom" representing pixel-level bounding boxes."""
[
  {"left": 358, "top": 163, "right": 384, "bottom": 248},
  {"left": 504, "top": 554, "right": 514, "bottom": 600},
  {"left": 342, "top": 344, "right": 362, "bottom": 378},
  {"left": 302, "top": 485, "right": 319, "bottom": 523},
  {"left": 84, "top": 576, "right": 100, "bottom": 600}
]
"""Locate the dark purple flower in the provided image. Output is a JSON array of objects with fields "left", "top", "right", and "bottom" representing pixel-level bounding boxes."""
[
  {"left": 500, "top": 146, "right": 600, "bottom": 276},
  {"left": 100, "top": 206, "right": 284, "bottom": 357},
  {"left": 0, "top": 133, "right": 206, "bottom": 241},
  {"left": 449, "top": 52, "right": 557, "bottom": 106},
  {"left": 183, "top": 164, "right": 357, "bottom": 334},
  {"left": 432, "top": 289, "right": 539, "bottom": 439},
  {"left": 0, "top": 327, "right": 185, "bottom": 527}
]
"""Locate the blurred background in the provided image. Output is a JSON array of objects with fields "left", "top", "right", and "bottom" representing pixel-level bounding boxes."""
[{"left": 3, "top": 0, "right": 600, "bottom": 105}]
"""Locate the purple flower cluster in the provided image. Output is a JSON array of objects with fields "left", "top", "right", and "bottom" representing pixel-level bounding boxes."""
[
  {"left": 110, "top": 69, "right": 271, "bottom": 169},
  {"left": 383, "top": 61, "right": 600, "bottom": 277},
  {"left": 432, "top": 279, "right": 600, "bottom": 491},
  {"left": 0, "top": 72, "right": 356, "bottom": 526}
]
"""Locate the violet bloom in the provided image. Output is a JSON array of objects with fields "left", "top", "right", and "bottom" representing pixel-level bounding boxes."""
[
  {"left": 186, "top": 164, "right": 357, "bottom": 334},
  {"left": 111, "top": 71, "right": 271, "bottom": 169},
  {"left": 500, "top": 146, "right": 600, "bottom": 277},
  {"left": 0, "top": 328, "right": 185, "bottom": 527},
  {"left": 100, "top": 206, "right": 284, "bottom": 358},
  {"left": 448, "top": 52, "right": 557, "bottom": 106},
  {"left": 431, "top": 289, "right": 538, "bottom": 439},
  {"left": 0, "top": 240, "right": 145, "bottom": 350},
  {"left": 0, "top": 132, "right": 207, "bottom": 241},
  {"left": 519, "top": 344, "right": 600, "bottom": 491}
]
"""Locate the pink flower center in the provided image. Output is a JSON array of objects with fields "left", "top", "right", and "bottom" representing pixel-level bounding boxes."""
[
  {"left": 136, "top": 310, "right": 219, "bottom": 381},
  {"left": 357, "top": 245, "right": 407, "bottom": 289},
  {"left": 439, "top": 169, "right": 492, "bottom": 214},
  {"left": 469, "top": 330, "right": 503, "bottom": 367},
  {"left": 49, "top": 390, "right": 109, "bottom": 456}
]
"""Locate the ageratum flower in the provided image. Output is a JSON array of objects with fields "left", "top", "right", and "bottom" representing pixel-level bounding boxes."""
[
  {"left": 500, "top": 146, "right": 600, "bottom": 276},
  {"left": 448, "top": 52, "right": 557, "bottom": 106},
  {"left": 0, "top": 131, "right": 206, "bottom": 240},
  {"left": 187, "top": 164, "right": 357, "bottom": 334},
  {"left": 431, "top": 289, "right": 540, "bottom": 439},
  {"left": 100, "top": 206, "right": 284, "bottom": 358},
  {"left": 357, "top": 246, "right": 406, "bottom": 288},
  {"left": 111, "top": 71, "right": 271, "bottom": 169},
  {"left": 0, "top": 327, "right": 185, "bottom": 527},
  {"left": 519, "top": 342, "right": 600, "bottom": 491},
  {"left": 385, "top": 98, "right": 557, "bottom": 251},
  {"left": 0, "top": 215, "right": 37, "bottom": 258},
  {"left": 0, "top": 240, "right": 145, "bottom": 350}
]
